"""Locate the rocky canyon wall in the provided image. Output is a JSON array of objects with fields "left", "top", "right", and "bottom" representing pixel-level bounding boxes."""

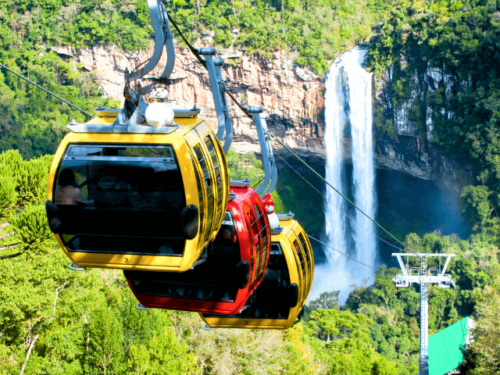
[
  {"left": 50, "top": 44, "right": 325, "bottom": 160},
  {"left": 50, "top": 44, "right": 467, "bottom": 194}
]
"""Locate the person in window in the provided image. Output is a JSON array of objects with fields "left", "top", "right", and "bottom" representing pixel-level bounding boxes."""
[{"left": 55, "top": 169, "right": 94, "bottom": 206}]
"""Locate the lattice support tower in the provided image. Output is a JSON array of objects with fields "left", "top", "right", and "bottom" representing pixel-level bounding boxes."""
[{"left": 392, "top": 253, "right": 456, "bottom": 375}]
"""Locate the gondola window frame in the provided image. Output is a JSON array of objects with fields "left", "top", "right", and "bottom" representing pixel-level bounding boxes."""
[
  {"left": 192, "top": 142, "right": 215, "bottom": 244},
  {"left": 52, "top": 142, "right": 188, "bottom": 257},
  {"left": 291, "top": 237, "right": 305, "bottom": 303},
  {"left": 204, "top": 135, "right": 224, "bottom": 236},
  {"left": 253, "top": 203, "right": 269, "bottom": 275},
  {"left": 297, "top": 231, "right": 313, "bottom": 292}
]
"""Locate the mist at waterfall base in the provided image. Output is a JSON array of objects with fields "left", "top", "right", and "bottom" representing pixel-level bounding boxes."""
[
  {"left": 310, "top": 169, "right": 469, "bottom": 304},
  {"left": 308, "top": 48, "right": 469, "bottom": 304}
]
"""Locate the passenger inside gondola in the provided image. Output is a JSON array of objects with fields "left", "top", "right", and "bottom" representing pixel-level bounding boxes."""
[{"left": 54, "top": 169, "right": 94, "bottom": 206}]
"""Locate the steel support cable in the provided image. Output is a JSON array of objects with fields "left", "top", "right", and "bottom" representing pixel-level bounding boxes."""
[
  {"left": 0, "top": 63, "right": 94, "bottom": 120},
  {"left": 307, "top": 235, "right": 382, "bottom": 273},
  {"left": 268, "top": 133, "right": 416, "bottom": 255},
  {"left": 167, "top": 14, "right": 206, "bottom": 69},
  {"left": 273, "top": 146, "right": 404, "bottom": 253},
  {"left": 166, "top": 13, "right": 256, "bottom": 122}
]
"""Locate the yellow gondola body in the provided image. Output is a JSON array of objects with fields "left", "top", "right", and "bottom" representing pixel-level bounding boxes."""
[
  {"left": 46, "top": 112, "right": 229, "bottom": 272},
  {"left": 200, "top": 215, "right": 314, "bottom": 329}
]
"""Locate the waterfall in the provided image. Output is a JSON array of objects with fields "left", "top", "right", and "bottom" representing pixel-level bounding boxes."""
[
  {"left": 348, "top": 49, "right": 377, "bottom": 283},
  {"left": 311, "top": 47, "right": 377, "bottom": 303}
]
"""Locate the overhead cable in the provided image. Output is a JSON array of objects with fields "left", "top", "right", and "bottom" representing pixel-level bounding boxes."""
[
  {"left": 167, "top": 13, "right": 255, "bottom": 121},
  {"left": 268, "top": 133, "right": 415, "bottom": 254},
  {"left": 0, "top": 63, "right": 94, "bottom": 120},
  {"left": 273, "top": 147, "right": 404, "bottom": 253},
  {"left": 307, "top": 235, "right": 381, "bottom": 273}
]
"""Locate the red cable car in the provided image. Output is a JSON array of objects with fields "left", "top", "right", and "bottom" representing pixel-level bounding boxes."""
[{"left": 125, "top": 181, "right": 271, "bottom": 315}]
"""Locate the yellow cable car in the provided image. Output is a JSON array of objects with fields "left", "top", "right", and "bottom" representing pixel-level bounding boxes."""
[
  {"left": 199, "top": 214, "right": 314, "bottom": 329},
  {"left": 46, "top": 109, "right": 229, "bottom": 272}
]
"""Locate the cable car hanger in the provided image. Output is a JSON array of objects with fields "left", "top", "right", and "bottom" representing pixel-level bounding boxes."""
[{"left": 165, "top": 11, "right": 277, "bottom": 196}]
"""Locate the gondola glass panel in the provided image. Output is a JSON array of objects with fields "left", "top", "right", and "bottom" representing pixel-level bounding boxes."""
[
  {"left": 247, "top": 208, "right": 260, "bottom": 283},
  {"left": 255, "top": 204, "right": 269, "bottom": 275},
  {"left": 192, "top": 143, "right": 215, "bottom": 244},
  {"left": 205, "top": 136, "right": 224, "bottom": 230},
  {"left": 53, "top": 145, "right": 186, "bottom": 255}
]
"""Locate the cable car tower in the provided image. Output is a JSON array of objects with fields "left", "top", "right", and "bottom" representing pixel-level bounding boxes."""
[{"left": 392, "top": 253, "right": 456, "bottom": 375}]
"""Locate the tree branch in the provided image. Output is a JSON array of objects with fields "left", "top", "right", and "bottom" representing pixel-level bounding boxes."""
[
  {"left": 20, "top": 334, "right": 39, "bottom": 375},
  {"left": 0, "top": 243, "right": 21, "bottom": 251}
]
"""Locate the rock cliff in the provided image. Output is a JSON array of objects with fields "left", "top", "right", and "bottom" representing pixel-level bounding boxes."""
[
  {"left": 372, "top": 62, "right": 472, "bottom": 194},
  {"left": 50, "top": 44, "right": 325, "bottom": 159},
  {"left": 50, "top": 44, "right": 467, "bottom": 194}
]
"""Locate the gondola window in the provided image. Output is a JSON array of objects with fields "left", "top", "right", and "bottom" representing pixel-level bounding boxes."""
[{"left": 53, "top": 144, "right": 186, "bottom": 256}]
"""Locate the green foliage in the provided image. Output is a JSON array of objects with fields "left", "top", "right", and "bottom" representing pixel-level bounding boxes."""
[
  {"left": 13, "top": 154, "right": 52, "bottom": 206},
  {"left": 276, "top": 167, "right": 325, "bottom": 237},
  {"left": 309, "top": 291, "right": 340, "bottom": 311},
  {"left": 374, "top": 106, "right": 395, "bottom": 136},
  {"left": 226, "top": 148, "right": 265, "bottom": 185},
  {"left": 0, "top": 174, "right": 17, "bottom": 218},
  {"left": 10, "top": 205, "right": 51, "bottom": 255},
  {"left": 126, "top": 329, "right": 196, "bottom": 374},
  {"left": 368, "top": 0, "right": 500, "bottom": 238},
  {"left": 461, "top": 185, "right": 494, "bottom": 231},
  {"left": 460, "top": 275, "right": 500, "bottom": 374},
  {"left": 0, "top": 2, "right": 121, "bottom": 158},
  {"left": 0, "top": 151, "right": 23, "bottom": 215},
  {"left": 0, "top": 151, "right": 52, "bottom": 215},
  {"left": 308, "top": 309, "right": 400, "bottom": 374}
]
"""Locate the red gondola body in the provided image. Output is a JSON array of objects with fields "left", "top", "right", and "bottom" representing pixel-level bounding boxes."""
[{"left": 125, "top": 184, "right": 271, "bottom": 315}]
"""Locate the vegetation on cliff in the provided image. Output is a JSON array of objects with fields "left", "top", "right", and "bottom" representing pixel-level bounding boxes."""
[{"left": 368, "top": 0, "right": 500, "bottom": 243}]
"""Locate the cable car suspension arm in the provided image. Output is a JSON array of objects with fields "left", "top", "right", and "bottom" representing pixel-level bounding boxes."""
[{"left": 247, "top": 108, "right": 278, "bottom": 197}]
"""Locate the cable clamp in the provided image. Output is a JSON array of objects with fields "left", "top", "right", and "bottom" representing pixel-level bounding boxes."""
[{"left": 265, "top": 132, "right": 275, "bottom": 140}]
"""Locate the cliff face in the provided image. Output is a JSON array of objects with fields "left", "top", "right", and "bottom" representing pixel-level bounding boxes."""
[
  {"left": 372, "top": 63, "right": 472, "bottom": 194},
  {"left": 50, "top": 44, "right": 325, "bottom": 159},
  {"left": 50, "top": 45, "right": 467, "bottom": 194}
]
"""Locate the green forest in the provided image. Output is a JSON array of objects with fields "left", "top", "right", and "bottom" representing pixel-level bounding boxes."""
[
  {"left": 368, "top": 0, "right": 500, "bottom": 244},
  {"left": 1, "top": 150, "right": 499, "bottom": 374},
  {"left": 1, "top": 0, "right": 500, "bottom": 373}
]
